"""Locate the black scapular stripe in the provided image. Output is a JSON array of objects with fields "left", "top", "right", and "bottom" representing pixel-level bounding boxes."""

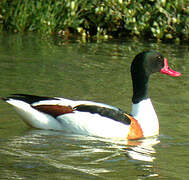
[
  {"left": 74, "top": 105, "right": 131, "bottom": 125},
  {"left": 6, "top": 94, "right": 58, "bottom": 104}
]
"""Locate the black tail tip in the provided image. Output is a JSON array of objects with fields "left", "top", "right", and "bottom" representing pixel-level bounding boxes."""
[{"left": 0, "top": 97, "right": 9, "bottom": 101}]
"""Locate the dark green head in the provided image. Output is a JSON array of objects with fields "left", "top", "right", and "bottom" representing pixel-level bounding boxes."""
[{"left": 131, "top": 51, "right": 164, "bottom": 78}]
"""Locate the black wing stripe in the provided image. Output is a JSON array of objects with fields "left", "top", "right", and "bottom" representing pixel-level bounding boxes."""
[
  {"left": 6, "top": 94, "right": 58, "bottom": 104},
  {"left": 74, "top": 105, "right": 131, "bottom": 125}
]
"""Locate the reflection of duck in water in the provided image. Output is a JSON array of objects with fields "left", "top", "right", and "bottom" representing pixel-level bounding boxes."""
[
  {"left": 125, "top": 137, "right": 160, "bottom": 162},
  {"left": 2, "top": 51, "right": 181, "bottom": 140}
]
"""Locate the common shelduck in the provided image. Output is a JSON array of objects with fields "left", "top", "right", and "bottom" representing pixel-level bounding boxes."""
[{"left": 2, "top": 51, "right": 181, "bottom": 140}]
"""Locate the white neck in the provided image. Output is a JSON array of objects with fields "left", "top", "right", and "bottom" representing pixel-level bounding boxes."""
[{"left": 130, "top": 98, "right": 159, "bottom": 137}]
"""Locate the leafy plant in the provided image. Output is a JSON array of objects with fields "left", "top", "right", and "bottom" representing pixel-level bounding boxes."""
[{"left": 0, "top": 0, "right": 188, "bottom": 42}]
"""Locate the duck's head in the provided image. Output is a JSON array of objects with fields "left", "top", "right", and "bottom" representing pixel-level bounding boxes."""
[
  {"left": 131, "top": 51, "right": 181, "bottom": 78},
  {"left": 131, "top": 51, "right": 181, "bottom": 103}
]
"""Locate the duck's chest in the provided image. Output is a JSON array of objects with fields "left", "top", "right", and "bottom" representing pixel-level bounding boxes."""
[{"left": 131, "top": 98, "right": 159, "bottom": 137}]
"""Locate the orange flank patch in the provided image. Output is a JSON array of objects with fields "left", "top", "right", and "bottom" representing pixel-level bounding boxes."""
[
  {"left": 34, "top": 105, "right": 74, "bottom": 118},
  {"left": 125, "top": 114, "right": 144, "bottom": 140}
]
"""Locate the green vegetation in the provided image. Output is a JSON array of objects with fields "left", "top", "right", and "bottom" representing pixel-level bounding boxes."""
[{"left": 0, "top": 0, "right": 188, "bottom": 42}]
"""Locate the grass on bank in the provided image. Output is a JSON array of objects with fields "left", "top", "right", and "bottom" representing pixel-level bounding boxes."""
[{"left": 0, "top": 0, "right": 188, "bottom": 42}]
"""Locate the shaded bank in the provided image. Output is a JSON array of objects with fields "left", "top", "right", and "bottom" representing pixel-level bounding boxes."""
[{"left": 0, "top": 0, "right": 188, "bottom": 42}]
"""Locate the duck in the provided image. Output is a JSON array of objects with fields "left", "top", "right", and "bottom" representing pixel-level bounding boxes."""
[{"left": 2, "top": 51, "right": 181, "bottom": 140}]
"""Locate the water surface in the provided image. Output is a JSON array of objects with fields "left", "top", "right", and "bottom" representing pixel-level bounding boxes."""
[{"left": 0, "top": 33, "right": 188, "bottom": 179}]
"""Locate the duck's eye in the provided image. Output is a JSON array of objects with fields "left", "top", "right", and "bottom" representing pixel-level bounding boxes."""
[{"left": 156, "top": 56, "right": 162, "bottom": 62}]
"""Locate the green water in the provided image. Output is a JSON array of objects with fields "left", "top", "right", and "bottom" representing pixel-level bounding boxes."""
[{"left": 0, "top": 33, "right": 188, "bottom": 179}]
